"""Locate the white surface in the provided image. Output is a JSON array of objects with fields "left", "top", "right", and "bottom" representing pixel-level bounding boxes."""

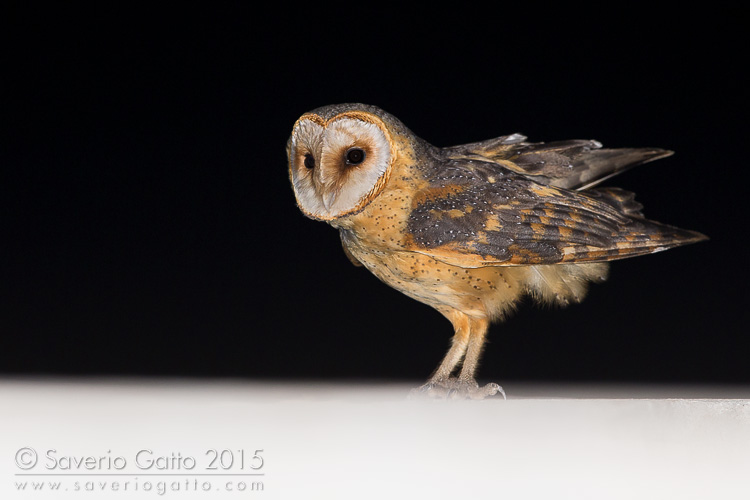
[{"left": 2, "top": 378, "right": 749, "bottom": 499}]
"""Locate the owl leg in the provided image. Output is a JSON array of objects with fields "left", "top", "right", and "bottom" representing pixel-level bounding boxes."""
[
  {"left": 457, "top": 317, "right": 505, "bottom": 399},
  {"left": 428, "top": 308, "right": 471, "bottom": 381},
  {"left": 458, "top": 316, "right": 489, "bottom": 381},
  {"left": 411, "top": 310, "right": 504, "bottom": 400}
]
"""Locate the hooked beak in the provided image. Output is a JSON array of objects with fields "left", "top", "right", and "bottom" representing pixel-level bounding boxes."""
[
  {"left": 312, "top": 166, "right": 339, "bottom": 211},
  {"left": 321, "top": 190, "right": 338, "bottom": 211}
]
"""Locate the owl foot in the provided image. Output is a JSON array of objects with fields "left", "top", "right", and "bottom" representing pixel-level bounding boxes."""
[{"left": 409, "top": 378, "right": 506, "bottom": 401}]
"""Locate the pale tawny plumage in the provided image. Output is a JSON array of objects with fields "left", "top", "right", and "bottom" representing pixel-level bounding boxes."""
[{"left": 287, "top": 103, "right": 707, "bottom": 399}]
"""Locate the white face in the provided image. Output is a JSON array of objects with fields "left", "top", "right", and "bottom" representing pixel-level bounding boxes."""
[{"left": 288, "top": 115, "right": 393, "bottom": 220}]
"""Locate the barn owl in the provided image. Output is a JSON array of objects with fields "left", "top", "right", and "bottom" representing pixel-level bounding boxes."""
[{"left": 286, "top": 103, "right": 707, "bottom": 399}]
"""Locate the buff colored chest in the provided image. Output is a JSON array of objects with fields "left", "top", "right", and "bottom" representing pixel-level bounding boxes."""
[{"left": 333, "top": 166, "right": 525, "bottom": 318}]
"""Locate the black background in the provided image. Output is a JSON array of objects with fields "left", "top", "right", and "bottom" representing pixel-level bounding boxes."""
[{"left": 3, "top": 5, "right": 747, "bottom": 385}]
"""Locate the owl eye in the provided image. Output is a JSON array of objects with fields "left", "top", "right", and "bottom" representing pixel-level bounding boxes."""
[
  {"left": 345, "top": 148, "right": 366, "bottom": 165},
  {"left": 303, "top": 153, "right": 315, "bottom": 169}
]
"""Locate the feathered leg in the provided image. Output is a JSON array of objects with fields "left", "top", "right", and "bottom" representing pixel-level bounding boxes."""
[
  {"left": 459, "top": 317, "right": 489, "bottom": 380},
  {"left": 428, "top": 308, "right": 470, "bottom": 381},
  {"left": 411, "top": 309, "right": 504, "bottom": 400},
  {"left": 457, "top": 316, "right": 505, "bottom": 399}
]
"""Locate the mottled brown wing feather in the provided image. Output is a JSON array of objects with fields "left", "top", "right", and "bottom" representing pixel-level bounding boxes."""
[
  {"left": 406, "top": 159, "right": 706, "bottom": 268},
  {"left": 443, "top": 135, "right": 673, "bottom": 190}
]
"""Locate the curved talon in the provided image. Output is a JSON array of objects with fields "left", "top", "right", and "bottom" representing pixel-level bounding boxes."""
[{"left": 489, "top": 383, "right": 507, "bottom": 400}]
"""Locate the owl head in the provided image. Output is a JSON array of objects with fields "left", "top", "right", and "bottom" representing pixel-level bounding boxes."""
[{"left": 287, "top": 103, "right": 410, "bottom": 221}]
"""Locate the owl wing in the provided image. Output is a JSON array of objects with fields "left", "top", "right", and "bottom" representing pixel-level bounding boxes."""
[
  {"left": 405, "top": 160, "right": 706, "bottom": 268},
  {"left": 443, "top": 134, "right": 672, "bottom": 190}
]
